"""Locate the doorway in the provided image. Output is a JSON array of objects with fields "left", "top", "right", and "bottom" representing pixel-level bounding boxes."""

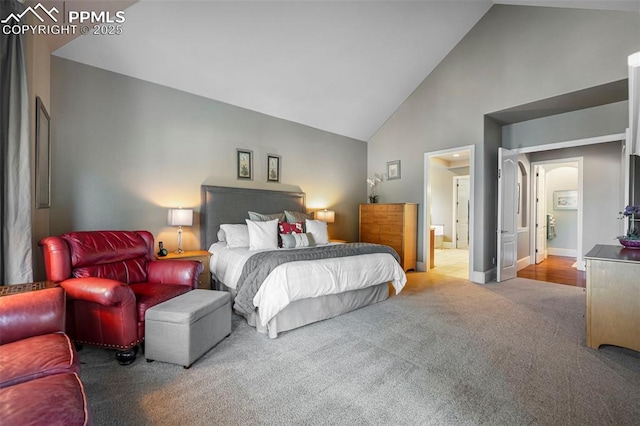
[
  {"left": 498, "top": 133, "right": 626, "bottom": 284},
  {"left": 517, "top": 159, "right": 586, "bottom": 287},
  {"left": 424, "top": 146, "right": 474, "bottom": 280}
]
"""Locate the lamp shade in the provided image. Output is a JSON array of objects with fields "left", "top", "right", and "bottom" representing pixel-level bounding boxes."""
[
  {"left": 315, "top": 209, "right": 335, "bottom": 223},
  {"left": 167, "top": 208, "right": 193, "bottom": 227}
]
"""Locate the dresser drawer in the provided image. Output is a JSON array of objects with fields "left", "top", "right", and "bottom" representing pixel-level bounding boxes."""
[
  {"left": 360, "top": 211, "right": 375, "bottom": 224},
  {"left": 361, "top": 224, "right": 380, "bottom": 234},
  {"left": 387, "top": 205, "right": 404, "bottom": 212},
  {"left": 379, "top": 224, "right": 403, "bottom": 234},
  {"left": 378, "top": 234, "right": 403, "bottom": 246},
  {"left": 387, "top": 212, "right": 404, "bottom": 222},
  {"left": 360, "top": 233, "right": 380, "bottom": 243}
]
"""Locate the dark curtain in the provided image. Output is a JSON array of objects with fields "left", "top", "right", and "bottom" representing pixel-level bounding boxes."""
[{"left": 1, "top": 0, "right": 33, "bottom": 284}]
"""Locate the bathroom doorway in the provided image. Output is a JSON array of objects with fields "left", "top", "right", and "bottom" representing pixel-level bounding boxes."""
[{"left": 424, "top": 146, "right": 474, "bottom": 280}]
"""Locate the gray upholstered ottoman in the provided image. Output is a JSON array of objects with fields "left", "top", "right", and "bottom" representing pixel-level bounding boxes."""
[{"left": 145, "top": 290, "right": 231, "bottom": 368}]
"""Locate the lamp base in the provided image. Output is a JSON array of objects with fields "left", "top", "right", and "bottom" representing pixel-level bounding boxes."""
[{"left": 175, "top": 249, "right": 184, "bottom": 254}]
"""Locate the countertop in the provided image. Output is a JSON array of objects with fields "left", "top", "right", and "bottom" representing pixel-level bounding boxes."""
[{"left": 584, "top": 244, "right": 640, "bottom": 264}]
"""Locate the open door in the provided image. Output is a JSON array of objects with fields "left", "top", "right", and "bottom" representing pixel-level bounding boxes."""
[
  {"left": 535, "top": 166, "right": 547, "bottom": 264},
  {"left": 497, "top": 147, "right": 518, "bottom": 282},
  {"left": 455, "top": 176, "right": 470, "bottom": 249}
]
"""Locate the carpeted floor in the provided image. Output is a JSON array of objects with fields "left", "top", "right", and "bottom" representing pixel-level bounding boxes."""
[{"left": 78, "top": 273, "right": 640, "bottom": 425}]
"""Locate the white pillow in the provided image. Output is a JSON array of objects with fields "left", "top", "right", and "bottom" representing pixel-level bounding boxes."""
[
  {"left": 220, "top": 224, "right": 250, "bottom": 248},
  {"left": 305, "top": 219, "right": 329, "bottom": 244},
  {"left": 246, "top": 219, "right": 279, "bottom": 250},
  {"left": 217, "top": 229, "right": 226, "bottom": 242}
]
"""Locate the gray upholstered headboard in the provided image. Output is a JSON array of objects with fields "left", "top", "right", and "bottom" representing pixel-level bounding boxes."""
[{"left": 200, "top": 186, "right": 306, "bottom": 249}]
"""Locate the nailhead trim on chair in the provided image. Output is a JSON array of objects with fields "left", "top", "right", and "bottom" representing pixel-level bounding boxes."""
[{"left": 73, "top": 339, "right": 141, "bottom": 350}]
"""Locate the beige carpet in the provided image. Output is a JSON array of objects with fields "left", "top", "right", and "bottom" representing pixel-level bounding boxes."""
[{"left": 78, "top": 272, "right": 640, "bottom": 425}]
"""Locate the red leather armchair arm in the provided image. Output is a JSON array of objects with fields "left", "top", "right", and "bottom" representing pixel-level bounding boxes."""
[
  {"left": 0, "top": 288, "right": 65, "bottom": 345},
  {"left": 147, "top": 260, "right": 203, "bottom": 288},
  {"left": 60, "top": 278, "right": 135, "bottom": 307}
]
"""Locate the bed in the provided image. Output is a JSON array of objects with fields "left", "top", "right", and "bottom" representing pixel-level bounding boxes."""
[{"left": 201, "top": 185, "right": 407, "bottom": 338}]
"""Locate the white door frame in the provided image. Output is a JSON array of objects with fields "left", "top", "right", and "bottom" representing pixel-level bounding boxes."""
[
  {"left": 452, "top": 175, "right": 470, "bottom": 249},
  {"left": 424, "top": 145, "right": 475, "bottom": 280},
  {"left": 529, "top": 158, "right": 584, "bottom": 269}
]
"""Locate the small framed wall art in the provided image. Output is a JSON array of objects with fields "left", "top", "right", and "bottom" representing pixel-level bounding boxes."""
[
  {"left": 237, "top": 149, "right": 253, "bottom": 180},
  {"left": 267, "top": 154, "right": 281, "bottom": 183},
  {"left": 387, "top": 160, "right": 401, "bottom": 180},
  {"left": 553, "top": 190, "right": 577, "bottom": 210}
]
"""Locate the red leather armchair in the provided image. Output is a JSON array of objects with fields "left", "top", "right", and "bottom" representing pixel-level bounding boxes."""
[
  {"left": 0, "top": 287, "right": 93, "bottom": 425},
  {"left": 39, "top": 230, "right": 203, "bottom": 365}
]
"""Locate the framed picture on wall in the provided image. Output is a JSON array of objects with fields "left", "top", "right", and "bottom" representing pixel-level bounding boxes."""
[
  {"left": 237, "top": 149, "right": 253, "bottom": 180},
  {"left": 35, "top": 96, "right": 51, "bottom": 209},
  {"left": 387, "top": 160, "right": 401, "bottom": 180},
  {"left": 267, "top": 154, "right": 280, "bottom": 183},
  {"left": 553, "top": 190, "right": 577, "bottom": 210}
]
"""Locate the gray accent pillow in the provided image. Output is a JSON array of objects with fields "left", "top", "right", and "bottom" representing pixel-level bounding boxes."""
[
  {"left": 280, "top": 233, "right": 316, "bottom": 248},
  {"left": 248, "top": 211, "right": 285, "bottom": 222},
  {"left": 284, "top": 210, "right": 313, "bottom": 224}
]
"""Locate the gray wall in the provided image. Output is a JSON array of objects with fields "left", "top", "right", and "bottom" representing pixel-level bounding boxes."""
[
  {"left": 367, "top": 5, "right": 639, "bottom": 279},
  {"left": 51, "top": 57, "right": 367, "bottom": 251},
  {"left": 503, "top": 101, "right": 628, "bottom": 148}
]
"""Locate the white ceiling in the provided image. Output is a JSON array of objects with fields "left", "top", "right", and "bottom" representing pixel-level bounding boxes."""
[{"left": 53, "top": 0, "right": 640, "bottom": 142}]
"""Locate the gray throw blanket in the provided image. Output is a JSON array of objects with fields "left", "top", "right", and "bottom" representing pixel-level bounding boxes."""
[{"left": 233, "top": 243, "right": 400, "bottom": 316}]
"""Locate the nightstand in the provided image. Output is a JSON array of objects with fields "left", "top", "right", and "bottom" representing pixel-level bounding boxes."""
[
  {"left": 329, "top": 239, "right": 348, "bottom": 244},
  {"left": 155, "top": 250, "right": 211, "bottom": 290}
]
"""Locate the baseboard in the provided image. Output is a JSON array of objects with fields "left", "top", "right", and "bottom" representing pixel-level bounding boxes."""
[
  {"left": 471, "top": 269, "right": 494, "bottom": 284},
  {"left": 517, "top": 257, "right": 530, "bottom": 271},
  {"left": 547, "top": 247, "right": 577, "bottom": 257}
]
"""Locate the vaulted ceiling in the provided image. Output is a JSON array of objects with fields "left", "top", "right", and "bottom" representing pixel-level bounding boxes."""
[{"left": 53, "top": 0, "right": 640, "bottom": 141}]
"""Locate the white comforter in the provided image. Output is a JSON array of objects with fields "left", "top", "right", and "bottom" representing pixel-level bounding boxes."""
[{"left": 208, "top": 242, "right": 406, "bottom": 326}]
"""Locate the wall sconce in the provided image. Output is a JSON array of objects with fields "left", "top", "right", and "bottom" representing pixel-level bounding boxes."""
[
  {"left": 315, "top": 209, "right": 335, "bottom": 223},
  {"left": 167, "top": 208, "right": 193, "bottom": 253}
]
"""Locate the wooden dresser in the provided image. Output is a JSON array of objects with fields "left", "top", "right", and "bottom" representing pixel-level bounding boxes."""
[
  {"left": 359, "top": 203, "right": 418, "bottom": 271},
  {"left": 585, "top": 244, "right": 640, "bottom": 353}
]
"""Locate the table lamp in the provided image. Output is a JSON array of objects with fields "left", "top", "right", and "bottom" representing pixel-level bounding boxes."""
[
  {"left": 315, "top": 209, "right": 335, "bottom": 223},
  {"left": 167, "top": 208, "right": 193, "bottom": 253}
]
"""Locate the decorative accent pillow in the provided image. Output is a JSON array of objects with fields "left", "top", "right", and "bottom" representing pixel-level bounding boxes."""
[
  {"left": 248, "top": 211, "right": 285, "bottom": 222},
  {"left": 217, "top": 229, "right": 226, "bottom": 242},
  {"left": 278, "top": 221, "right": 304, "bottom": 235},
  {"left": 220, "top": 224, "right": 250, "bottom": 248},
  {"left": 284, "top": 210, "right": 313, "bottom": 224},
  {"left": 281, "top": 233, "right": 315, "bottom": 249},
  {"left": 246, "top": 219, "right": 279, "bottom": 250},
  {"left": 305, "top": 219, "right": 329, "bottom": 244}
]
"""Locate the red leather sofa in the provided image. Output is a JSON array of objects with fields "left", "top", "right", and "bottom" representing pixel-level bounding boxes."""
[
  {"left": 39, "top": 230, "right": 203, "bottom": 365},
  {"left": 0, "top": 287, "right": 93, "bottom": 426}
]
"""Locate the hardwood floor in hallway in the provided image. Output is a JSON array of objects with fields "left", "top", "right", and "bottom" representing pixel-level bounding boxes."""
[{"left": 517, "top": 255, "right": 586, "bottom": 288}]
